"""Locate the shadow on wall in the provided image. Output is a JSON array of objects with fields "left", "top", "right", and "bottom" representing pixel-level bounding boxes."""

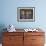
[{"left": 0, "top": 24, "right": 7, "bottom": 43}]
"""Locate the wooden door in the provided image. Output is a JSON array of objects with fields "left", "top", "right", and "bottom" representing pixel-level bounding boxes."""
[
  {"left": 2, "top": 32, "right": 23, "bottom": 46},
  {"left": 24, "top": 32, "right": 45, "bottom": 46}
]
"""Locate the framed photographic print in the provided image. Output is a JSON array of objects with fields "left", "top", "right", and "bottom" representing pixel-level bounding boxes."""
[{"left": 17, "top": 7, "right": 35, "bottom": 22}]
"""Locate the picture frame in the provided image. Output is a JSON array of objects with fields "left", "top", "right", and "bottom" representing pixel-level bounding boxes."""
[{"left": 17, "top": 7, "right": 35, "bottom": 22}]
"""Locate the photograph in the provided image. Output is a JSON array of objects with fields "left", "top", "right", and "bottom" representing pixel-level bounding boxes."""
[{"left": 17, "top": 7, "right": 35, "bottom": 22}]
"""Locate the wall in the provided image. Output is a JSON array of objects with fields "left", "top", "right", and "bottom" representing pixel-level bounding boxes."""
[{"left": 0, "top": 0, "right": 46, "bottom": 30}]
